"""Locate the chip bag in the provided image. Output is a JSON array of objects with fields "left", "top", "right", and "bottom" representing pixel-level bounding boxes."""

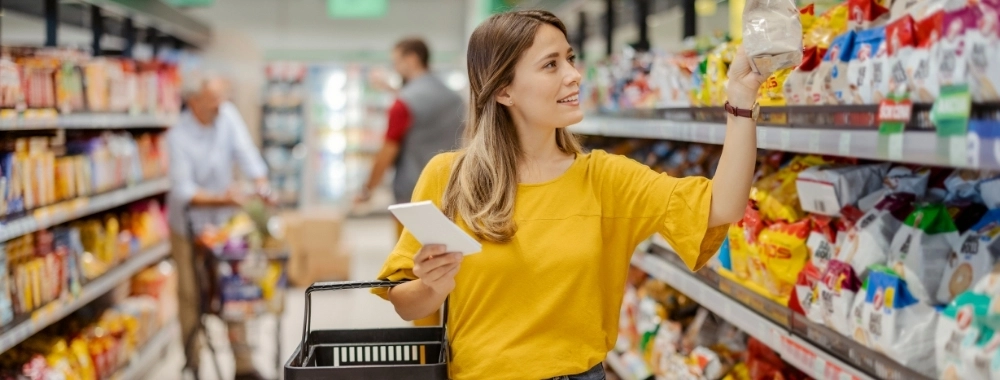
[
  {"left": 816, "top": 31, "right": 857, "bottom": 104},
  {"left": 758, "top": 219, "right": 811, "bottom": 299},
  {"left": 796, "top": 163, "right": 889, "bottom": 216},
  {"left": 846, "top": 27, "right": 886, "bottom": 104},
  {"left": 758, "top": 68, "right": 792, "bottom": 106},
  {"left": 938, "top": 209, "right": 1000, "bottom": 303},
  {"left": 937, "top": 7, "right": 979, "bottom": 88},
  {"left": 784, "top": 46, "right": 825, "bottom": 105},
  {"left": 789, "top": 261, "right": 824, "bottom": 321},
  {"left": 817, "top": 260, "right": 864, "bottom": 335},
  {"left": 753, "top": 155, "right": 831, "bottom": 223},
  {"left": 910, "top": 11, "right": 946, "bottom": 102},
  {"left": 889, "top": 203, "right": 962, "bottom": 305},
  {"left": 969, "top": 0, "right": 1000, "bottom": 102},
  {"left": 849, "top": 0, "right": 891, "bottom": 31},
  {"left": 836, "top": 193, "right": 917, "bottom": 280},
  {"left": 743, "top": 0, "right": 804, "bottom": 76},
  {"left": 855, "top": 266, "right": 938, "bottom": 373},
  {"left": 886, "top": 15, "right": 918, "bottom": 98},
  {"left": 936, "top": 291, "right": 991, "bottom": 379}
]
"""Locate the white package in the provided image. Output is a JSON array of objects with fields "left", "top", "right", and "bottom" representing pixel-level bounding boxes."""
[{"left": 743, "top": 0, "right": 804, "bottom": 76}]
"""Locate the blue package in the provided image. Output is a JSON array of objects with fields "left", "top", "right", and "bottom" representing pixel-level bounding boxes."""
[
  {"left": 969, "top": 119, "right": 1000, "bottom": 171},
  {"left": 718, "top": 237, "right": 732, "bottom": 271}
]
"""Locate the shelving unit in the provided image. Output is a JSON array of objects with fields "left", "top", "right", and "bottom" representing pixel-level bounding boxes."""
[
  {"left": 0, "top": 177, "right": 172, "bottom": 243},
  {"left": 630, "top": 236, "right": 933, "bottom": 380},
  {"left": 570, "top": 113, "right": 998, "bottom": 170},
  {"left": 116, "top": 319, "right": 180, "bottom": 380},
  {"left": 262, "top": 63, "right": 307, "bottom": 209},
  {"left": 0, "top": 242, "right": 172, "bottom": 353},
  {"left": 0, "top": 114, "right": 177, "bottom": 131}
]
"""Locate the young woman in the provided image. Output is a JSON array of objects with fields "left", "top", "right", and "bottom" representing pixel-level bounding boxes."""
[{"left": 374, "top": 10, "right": 764, "bottom": 380}]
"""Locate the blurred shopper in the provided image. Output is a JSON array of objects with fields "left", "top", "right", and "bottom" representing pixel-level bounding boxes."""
[
  {"left": 167, "top": 73, "right": 270, "bottom": 380},
  {"left": 357, "top": 38, "right": 465, "bottom": 224},
  {"left": 374, "top": 11, "right": 763, "bottom": 379}
]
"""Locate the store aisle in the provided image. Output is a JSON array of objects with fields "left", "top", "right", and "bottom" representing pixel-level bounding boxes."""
[{"left": 148, "top": 216, "right": 408, "bottom": 380}]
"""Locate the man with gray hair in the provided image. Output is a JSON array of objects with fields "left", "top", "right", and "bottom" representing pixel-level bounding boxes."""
[{"left": 167, "top": 73, "right": 269, "bottom": 380}]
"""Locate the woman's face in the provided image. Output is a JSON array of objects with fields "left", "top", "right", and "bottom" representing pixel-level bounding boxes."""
[{"left": 500, "top": 24, "right": 583, "bottom": 130}]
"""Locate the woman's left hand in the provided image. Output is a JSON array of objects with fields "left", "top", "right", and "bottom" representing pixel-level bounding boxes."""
[{"left": 726, "top": 46, "right": 766, "bottom": 109}]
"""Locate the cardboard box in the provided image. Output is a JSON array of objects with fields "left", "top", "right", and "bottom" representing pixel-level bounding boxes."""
[{"left": 281, "top": 209, "right": 352, "bottom": 287}]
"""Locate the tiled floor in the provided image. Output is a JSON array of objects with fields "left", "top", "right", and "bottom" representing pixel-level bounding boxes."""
[{"left": 147, "top": 216, "right": 409, "bottom": 380}]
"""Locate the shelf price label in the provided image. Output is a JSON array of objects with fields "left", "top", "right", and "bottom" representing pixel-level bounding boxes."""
[
  {"left": 932, "top": 85, "right": 972, "bottom": 166},
  {"left": 878, "top": 95, "right": 912, "bottom": 160}
]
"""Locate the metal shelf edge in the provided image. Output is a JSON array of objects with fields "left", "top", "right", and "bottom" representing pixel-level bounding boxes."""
[
  {"left": 633, "top": 248, "right": 873, "bottom": 380},
  {"left": 0, "top": 178, "right": 171, "bottom": 243},
  {"left": 0, "top": 114, "right": 177, "bottom": 131},
  {"left": 0, "top": 242, "right": 172, "bottom": 353}
]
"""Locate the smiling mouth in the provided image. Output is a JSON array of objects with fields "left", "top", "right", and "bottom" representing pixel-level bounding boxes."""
[{"left": 557, "top": 95, "right": 579, "bottom": 104}]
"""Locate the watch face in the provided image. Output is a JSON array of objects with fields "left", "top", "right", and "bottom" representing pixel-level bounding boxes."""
[{"left": 751, "top": 103, "right": 761, "bottom": 120}]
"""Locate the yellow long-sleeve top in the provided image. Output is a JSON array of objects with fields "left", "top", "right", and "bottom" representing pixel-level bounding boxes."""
[{"left": 375, "top": 149, "right": 727, "bottom": 379}]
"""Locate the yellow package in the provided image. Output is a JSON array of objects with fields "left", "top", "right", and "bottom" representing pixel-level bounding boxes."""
[
  {"left": 800, "top": 4, "right": 817, "bottom": 34},
  {"left": 758, "top": 219, "right": 811, "bottom": 299},
  {"left": 758, "top": 68, "right": 792, "bottom": 106},
  {"left": 70, "top": 338, "right": 97, "bottom": 380},
  {"left": 753, "top": 155, "right": 830, "bottom": 222},
  {"left": 727, "top": 226, "right": 751, "bottom": 280},
  {"left": 805, "top": 4, "right": 848, "bottom": 49}
]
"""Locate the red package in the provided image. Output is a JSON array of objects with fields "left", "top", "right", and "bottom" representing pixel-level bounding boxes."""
[
  {"left": 849, "top": 0, "right": 890, "bottom": 30},
  {"left": 788, "top": 261, "right": 824, "bottom": 316},
  {"left": 886, "top": 15, "right": 917, "bottom": 96}
]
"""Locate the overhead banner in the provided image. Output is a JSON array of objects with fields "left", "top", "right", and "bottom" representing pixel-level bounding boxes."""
[{"left": 327, "top": 0, "right": 389, "bottom": 19}]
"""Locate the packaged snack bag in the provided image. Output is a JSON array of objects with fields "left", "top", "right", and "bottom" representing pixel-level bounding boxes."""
[
  {"left": 836, "top": 193, "right": 916, "bottom": 280},
  {"left": 886, "top": 16, "right": 918, "bottom": 98},
  {"left": 849, "top": 0, "right": 890, "bottom": 31},
  {"left": 817, "top": 31, "right": 858, "bottom": 104},
  {"left": 857, "top": 166, "right": 930, "bottom": 211},
  {"left": 784, "top": 47, "right": 825, "bottom": 105},
  {"left": 846, "top": 27, "right": 886, "bottom": 104},
  {"left": 789, "top": 261, "right": 824, "bottom": 321},
  {"left": 796, "top": 163, "right": 889, "bottom": 216},
  {"left": 704, "top": 47, "right": 730, "bottom": 106},
  {"left": 969, "top": 0, "right": 1000, "bottom": 102},
  {"left": 936, "top": 291, "right": 991, "bottom": 380},
  {"left": 758, "top": 219, "right": 811, "bottom": 299},
  {"left": 848, "top": 278, "right": 870, "bottom": 345},
  {"left": 758, "top": 68, "right": 792, "bottom": 106},
  {"left": 805, "top": 4, "right": 850, "bottom": 49},
  {"left": 753, "top": 155, "right": 831, "bottom": 223},
  {"left": 742, "top": 0, "right": 804, "bottom": 76},
  {"left": 910, "top": 11, "right": 946, "bottom": 102},
  {"left": 889, "top": 203, "right": 962, "bottom": 305},
  {"left": 936, "top": 7, "right": 980, "bottom": 88},
  {"left": 857, "top": 267, "right": 938, "bottom": 373},
  {"left": 818, "top": 260, "right": 864, "bottom": 335},
  {"left": 938, "top": 210, "right": 1000, "bottom": 303},
  {"left": 871, "top": 28, "right": 892, "bottom": 102},
  {"left": 807, "top": 215, "right": 838, "bottom": 271}
]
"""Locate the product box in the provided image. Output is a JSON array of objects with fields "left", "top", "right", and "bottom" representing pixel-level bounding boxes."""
[{"left": 281, "top": 209, "right": 352, "bottom": 287}]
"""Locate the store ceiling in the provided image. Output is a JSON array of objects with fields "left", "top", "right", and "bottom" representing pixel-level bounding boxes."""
[{"left": 183, "top": 0, "right": 468, "bottom": 62}]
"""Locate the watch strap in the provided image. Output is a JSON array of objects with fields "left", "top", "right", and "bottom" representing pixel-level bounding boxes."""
[{"left": 724, "top": 101, "right": 754, "bottom": 118}]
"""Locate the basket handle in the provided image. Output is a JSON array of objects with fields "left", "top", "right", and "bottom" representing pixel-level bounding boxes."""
[{"left": 300, "top": 280, "right": 450, "bottom": 365}]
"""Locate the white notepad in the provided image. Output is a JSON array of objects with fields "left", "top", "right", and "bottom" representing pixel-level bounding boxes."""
[{"left": 388, "top": 201, "right": 482, "bottom": 255}]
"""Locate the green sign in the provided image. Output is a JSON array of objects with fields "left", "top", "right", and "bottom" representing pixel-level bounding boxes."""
[
  {"left": 327, "top": 0, "right": 389, "bottom": 19},
  {"left": 877, "top": 93, "right": 912, "bottom": 160},
  {"left": 166, "top": 0, "right": 215, "bottom": 6},
  {"left": 931, "top": 84, "right": 972, "bottom": 165}
]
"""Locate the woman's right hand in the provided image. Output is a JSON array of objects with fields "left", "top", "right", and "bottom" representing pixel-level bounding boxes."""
[{"left": 412, "top": 244, "right": 463, "bottom": 295}]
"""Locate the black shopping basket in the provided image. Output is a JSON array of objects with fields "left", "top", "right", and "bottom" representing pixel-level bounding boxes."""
[{"left": 284, "top": 280, "right": 449, "bottom": 380}]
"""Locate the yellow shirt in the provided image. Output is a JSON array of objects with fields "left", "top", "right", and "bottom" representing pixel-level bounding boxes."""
[{"left": 375, "top": 149, "right": 727, "bottom": 379}]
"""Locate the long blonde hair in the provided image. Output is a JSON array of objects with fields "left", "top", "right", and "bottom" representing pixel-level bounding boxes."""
[{"left": 442, "top": 10, "right": 583, "bottom": 243}]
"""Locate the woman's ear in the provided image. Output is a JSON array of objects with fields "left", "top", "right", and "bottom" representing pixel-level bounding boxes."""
[{"left": 494, "top": 87, "right": 513, "bottom": 107}]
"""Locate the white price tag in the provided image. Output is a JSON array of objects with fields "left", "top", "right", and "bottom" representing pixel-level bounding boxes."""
[
  {"left": 780, "top": 130, "right": 791, "bottom": 150},
  {"left": 888, "top": 133, "right": 904, "bottom": 159},
  {"left": 839, "top": 133, "right": 852, "bottom": 155},
  {"left": 949, "top": 136, "right": 967, "bottom": 166},
  {"left": 808, "top": 131, "right": 821, "bottom": 152},
  {"left": 813, "top": 357, "right": 827, "bottom": 378}
]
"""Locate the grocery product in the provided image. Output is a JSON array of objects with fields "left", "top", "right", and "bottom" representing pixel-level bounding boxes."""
[
  {"left": 852, "top": 267, "right": 937, "bottom": 374},
  {"left": 885, "top": 15, "right": 917, "bottom": 99},
  {"left": 968, "top": 0, "right": 1000, "bottom": 102},
  {"left": 888, "top": 203, "right": 961, "bottom": 305},
  {"left": 846, "top": 27, "right": 886, "bottom": 104},
  {"left": 938, "top": 209, "right": 1000, "bottom": 303},
  {"left": 752, "top": 155, "right": 830, "bottom": 223},
  {"left": 806, "top": 215, "right": 838, "bottom": 271},
  {"left": 910, "top": 11, "right": 946, "bottom": 102},
  {"left": 789, "top": 261, "right": 824, "bottom": 323},
  {"left": 757, "top": 219, "right": 811, "bottom": 299},
  {"left": 848, "top": 0, "right": 890, "bottom": 31},
  {"left": 742, "top": 0, "right": 803, "bottom": 76},
  {"left": 817, "top": 260, "right": 864, "bottom": 335},
  {"left": 856, "top": 166, "right": 930, "bottom": 211},
  {"left": 814, "top": 31, "right": 856, "bottom": 105},
  {"left": 836, "top": 193, "right": 916, "bottom": 279},
  {"left": 758, "top": 68, "right": 792, "bottom": 106},
  {"left": 796, "top": 163, "right": 889, "bottom": 216},
  {"left": 936, "top": 291, "right": 991, "bottom": 380},
  {"left": 936, "top": 7, "right": 980, "bottom": 89},
  {"left": 784, "top": 46, "right": 824, "bottom": 105}
]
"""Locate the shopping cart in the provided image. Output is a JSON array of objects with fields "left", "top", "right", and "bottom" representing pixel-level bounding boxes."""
[{"left": 284, "top": 281, "right": 449, "bottom": 380}]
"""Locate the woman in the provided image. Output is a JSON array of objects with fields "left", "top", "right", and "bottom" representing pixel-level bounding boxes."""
[{"left": 374, "top": 10, "right": 763, "bottom": 380}]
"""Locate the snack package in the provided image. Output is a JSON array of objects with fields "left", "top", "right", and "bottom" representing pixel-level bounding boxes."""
[
  {"left": 856, "top": 267, "right": 938, "bottom": 373},
  {"left": 846, "top": 27, "right": 886, "bottom": 104},
  {"left": 857, "top": 166, "right": 931, "bottom": 211},
  {"left": 936, "top": 7, "right": 980, "bottom": 89},
  {"left": 789, "top": 261, "right": 824, "bottom": 322},
  {"left": 969, "top": 0, "right": 1000, "bottom": 102},
  {"left": 910, "top": 11, "right": 946, "bottom": 102},
  {"left": 704, "top": 47, "right": 730, "bottom": 106},
  {"left": 817, "top": 31, "right": 858, "bottom": 104},
  {"left": 849, "top": 0, "right": 890, "bottom": 30},
  {"left": 805, "top": 4, "right": 850, "bottom": 49},
  {"left": 849, "top": 278, "right": 870, "bottom": 344},
  {"left": 796, "top": 163, "right": 889, "bottom": 216},
  {"left": 818, "top": 260, "right": 864, "bottom": 335},
  {"left": 758, "top": 219, "right": 812, "bottom": 299},
  {"left": 807, "top": 215, "right": 838, "bottom": 271},
  {"left": 758, "top": 68, "right": 793, "bottom": 106},
  {"left": 836, "top": 193, "right": 917, "bottom": 280},
  {"left": 959, "top": 326, "right": 999, "bottom": 380},
  {"left": 889, "top": 203, "right": 962, "bottom": 305},
  {"left": 937, "top": 209, "right": 1000, "bottom": 303},
  {"left": 742, "top": 0, "right": 804, "bottom": 76},
  {"left": 752, "top": 155, "right": 831, "bottom": 223},
  {"left": 886, "top": 16, "right": 918, "bottom": 98},
  {"left": 936, "top": 291, "right": 991, "bottom": 380},
  {"left": 784, "top": 47, "right": 825, "bottom": 105}
]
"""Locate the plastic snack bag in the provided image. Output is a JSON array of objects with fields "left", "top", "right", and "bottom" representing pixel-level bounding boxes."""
[
  {"left": 889, "top": 203, "right": 962, "bottom": 305},
  {"left": 789, "top": 261, "right": 824, "bottom": 321},
  {"left": 818, "top": 31, "right": 858, "bottom": 104},
  {"left": 937, "top": 209, "right": 1000, "bottom": 303},
  {"left": 969, "top": 0, "right": 1000, "bottom": 102},
  {"left": 758, "top": 219, "right": 812, "bottom": 299},
  {"left": 885, "top": 16, "right": 918, "bottom": 98},
  {"left": 857, "top": 166, "right": 930, "bottom": 212},
  {"left": 857, "top": 267, "right": 938, "bottom": 373},
  {"left": 936, "top": 291, "right": 991, "bottom": 379},
  {"left": 784, "top": 47, "right": 824, "bottom": 105},
  {"left": 818, "top": 260, "right": 864, "bottom": 335},
  {"left": 796, "top": 163, "right": 889, "bottom": 216},
  {"left": 807, "top": 215, "right": 838, "bottom": 271},
  {"left": 742, "top": 0, "right": 804, "bottom": 76},
  {"left": 758, "top": 68, "right": 793, "bottom": 106},
  {"left": 910, "top": 11, "right": 946, "bottom": 102},
  {"left": 936, "top": 7, "right": 979, "bottom": 88},
  {"left": 849, "top": 0, "right": 890, "bottom": 31},
  {"left": 836, "top": 193, "right": 917, "bottom": 280},
  {"left": 846, "top": 27, "right": 886, "bottom": 104}
]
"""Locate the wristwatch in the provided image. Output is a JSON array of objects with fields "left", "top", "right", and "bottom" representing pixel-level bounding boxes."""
[{"left": 724, "top": 101, "right": 760, "bottom": 121}]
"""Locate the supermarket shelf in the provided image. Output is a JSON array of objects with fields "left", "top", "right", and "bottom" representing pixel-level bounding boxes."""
[
  {"left": 0, "top": 114, "right": 177, "bottom": 131},
  {"left": 0, "top": 177, "right": 171, "bottom": 243},
  {"left": 569, "top": 116, "right": 994, "bottom": 170},
  {"left": 116, "top": 319, "right": 180, "bottom": 380},
  {"left": 0, "top": 242, "right": 171, "bottom": 353},
  {"left": 604, "top": 351, "right": 634, "bottom": 380},
  {"left": 633, "top": 241, "right": 874, "bottom": 380}
]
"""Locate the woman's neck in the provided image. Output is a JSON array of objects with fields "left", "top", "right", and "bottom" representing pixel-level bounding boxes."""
[{"left": 515, "top": 120, "right": 566, "bottom": 165}]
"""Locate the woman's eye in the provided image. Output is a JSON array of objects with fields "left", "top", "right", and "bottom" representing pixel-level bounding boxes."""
[
  {"left": 544, "top": 61, "right": 557, "bottom": 69},
  {"left": 568, "top": 55, "right": 577, "bottom": 64}
]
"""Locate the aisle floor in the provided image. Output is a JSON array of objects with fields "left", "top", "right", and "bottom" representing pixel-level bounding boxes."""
[{"left": 148, "top": 216, "right": 409, "bottom": 380}]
